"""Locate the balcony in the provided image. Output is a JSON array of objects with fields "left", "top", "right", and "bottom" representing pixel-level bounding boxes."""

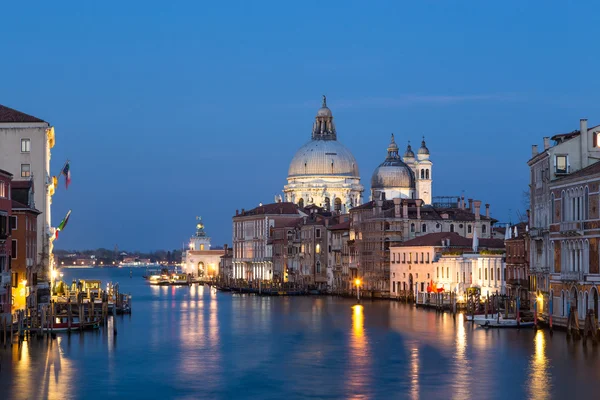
[
  {"left": 560, "top": 270, "right": 584, "bottom": 282},
  {"left": 560, "top": 221, "right": 582, "bottom": 235},
  {"left": 507, "top": 278, "right": 528, "bottom": 287}
]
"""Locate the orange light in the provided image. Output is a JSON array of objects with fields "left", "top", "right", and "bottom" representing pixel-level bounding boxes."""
[{"left": 355, "top": 279, "right": 361, "bottom": 286}]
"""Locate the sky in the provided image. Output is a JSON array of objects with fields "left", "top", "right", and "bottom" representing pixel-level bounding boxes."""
[{"left": 2, "top": 1, "right": 600, "bottom": 252}]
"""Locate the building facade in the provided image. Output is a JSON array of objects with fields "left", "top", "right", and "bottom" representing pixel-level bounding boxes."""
[
  {"left": 284, "top": 97, "right": 364, "bottom": 213},
  {"left": 505, "top": 222, "right": 530, "bottom": 303},
  {"left": 0, "top": 104, "right": 55, "bottom": 280},
  {"left": 390, "top": 232, "right": 505, "bottom": 299},
  {"left": 0, "top": 169, "right": 12, "bottom": 318},
  {"left": 183, "top": 218, "right": 225, "bottom": 279}
]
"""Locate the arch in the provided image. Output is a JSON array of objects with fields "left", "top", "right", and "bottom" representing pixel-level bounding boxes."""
[
  {"left": 324, "top": 197, "right": 331, "bottom": 211},
  {"left": 298, "top": 198, "right": 304, "bottom": 208},
  {"left": 592, "top": 287, "right": 599, "bottom": 318},
  {"left": 420, "top": 169, "right": 425, "bottom": 179},
  {"left": 426, "top": 169, "right": 430, "bottom": 179},
  {"left": 334, "top": 197, "right": 342, "bottom": 212},
  {"left": 551, "top": 193, "right": 555, "bottom": 223},
  {"left": 422, "top": 223, "right": 427, "bottom": 233},
  {"left": 585, "top": 186, "right": 589, "bottom": 220},
  {"left": 570, "top": 286, "right": 578, "bottom": 317},
  {"left": 410, "top": 223, "right": 415, "bottom": 233},
  {"left": 561, "top": 190, "right": 566, "bottom": 222},
  {"left": 316, "top": 261, "right": 321, "bottom": 274},
  {"left": 198, "top": 262, "right": 205, "bottom": 278},
  {"left": 585, "top": 291, "right": 589, "bottom": 318}
]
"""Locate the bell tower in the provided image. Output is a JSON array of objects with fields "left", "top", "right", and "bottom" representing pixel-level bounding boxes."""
[{"left": 416, "top": 137, "right": 432, "bottom": 205}]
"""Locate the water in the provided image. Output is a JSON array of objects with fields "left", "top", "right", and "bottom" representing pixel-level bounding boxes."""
[{"left": 1, "top": 267, "right": 600, "bottom": 399}]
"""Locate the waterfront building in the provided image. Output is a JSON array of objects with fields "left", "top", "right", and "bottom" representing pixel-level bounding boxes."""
[
  {"left": 0, "top": 104, "right": 55, "bottom": 280},
  {"left": 390, "top": 232, "right": 505, "bottom": 299},
  {"left": 10, "top": 179, "right": 40, "bottom": 311},
  {"left": 327, "top": 220, "right": 352, "bottom": 293},
  {"left": 0, "top": 169, "right": 13, "bottom": 318},
  {"left": 284, "top": 97, "right": 363, "bottom": 212},
  {"left": 528, "top": 118, "right": 600, "bottom": 320},
  {"left": 232, "top": 202, "right": 304, "bottom": 282},
  {"left": 371, "top": 134, "right": 432, "bottom": 204},
  {"left": 183, "top": 217, "right": 224, "bottom": 279},
  {"left": 219, "top": 244, "right": 233, "bottom": 282},
  {"left": 350, "top": 196, "right": 496, "bottom": 294},
  {"left": 505, "top": 222, "right": 530, "bottom": 304}
]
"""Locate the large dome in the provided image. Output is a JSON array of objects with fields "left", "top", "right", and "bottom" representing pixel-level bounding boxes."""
[
  {"left": 371, "top": 134, "right": 415, "bottom": 189},
  {"left": 288, "top": 139, "right": 360, "bottom": 177}
]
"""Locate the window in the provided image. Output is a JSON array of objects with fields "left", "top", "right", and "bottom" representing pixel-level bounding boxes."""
[
  {"left": 21, "top": 164, "right": 30, "bottom": 178},
  {"left": 316, "top": 229, "right": 321, "bottom": 238},
  {"left": 21, "top": 139, "right": 31, "bottom": 153},
  {"left": 11, "top": 240, "right": 17, "bottom": 259},
  {"left": 491, "top": 268, "right": 494, "bottom": 280},
  {"left": 482, "top": 224, "right": 487, "bottom": 234},
  {"left": 426, "top": 253, "right": 430, "bottom": 263},
  {"left": 298, "top": 198, "right": 304, "bottom": 208},
  {"left": 422, "top": 224, "right": 427, "bottom": 233},
  {"left": 497, "top": 268, "right": 500, "bottom": 281},
  {"left": 402, "top": 253, "right": 406, "bottom": 263},
  {"left": 316, "top": 261, "right": 321, "bottom": 273},
  {"left": 479, "top": 268, "right": 481, "bottom": 279},
  {"left": 447, "top": 267, "right": 449, "bottom": 279},
  {"left": 467, "top": 225, "right": 472, "bottom": 234},
  {"left": 426, "top": 169, "right": 430, "bottom": 179},
  {"left": 10, "top": 216, "right": 16, "bottom": 231},
  {"left": 410, "top": 223, "right": 415, "bottom": 233},
  {"left": 555, "top": 155, "right": 568, "bottom": 174},
  {"left": 585, "top": 187, "right": 589, "bottom": 220},
  {"left": 450, "top": 224, "right": 455, "bottom": 233},
  {"left": 485, "top": 268, "right": 488, "bottom": 280},
  {"left": 0, "top": 182, "right": 5, "bottom": 198},
  {"left": 315, "top": 244, "right": 321, "bottom": 254}
]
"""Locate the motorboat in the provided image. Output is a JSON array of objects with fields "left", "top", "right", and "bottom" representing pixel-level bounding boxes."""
[
  {"left": 474, "top": 315, "right": 535, "bottom": 328},
  {"left": 148, "top": 274, "right": 170, "bottom": 285},
  {"left": 43, "top": 316, "right": 99, "bottom": 332},
  {"left": 466, "top": 313, "right": 499, "bottom": 322}
]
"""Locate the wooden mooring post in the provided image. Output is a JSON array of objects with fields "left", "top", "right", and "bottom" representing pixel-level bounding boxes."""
[
  {"left": 583, "top": 310, "right": 598, "bottom": 346},
  {"left": 566, "top": 306, "right": 581, "bottom": 341}
]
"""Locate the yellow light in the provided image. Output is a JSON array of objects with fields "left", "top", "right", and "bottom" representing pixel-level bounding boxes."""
[
  {"left": 355, "top": 279, "right": 361, "bottom": 286},
  {"left": 21, "top": 279, "right": 27, "bottom": 286},
  {"left": 458, "top": 295, "right": 465, "bottom": 302},
  {"left": 537, "top": 295, "right": 543, "bottom": 303},
  {"left": 51, "top": 269, "right": 58, "bottom": 279}
]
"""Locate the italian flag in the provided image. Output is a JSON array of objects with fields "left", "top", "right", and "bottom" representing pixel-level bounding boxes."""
[{"left": 55, "top": 210, "right": 72, "bottom": 239}]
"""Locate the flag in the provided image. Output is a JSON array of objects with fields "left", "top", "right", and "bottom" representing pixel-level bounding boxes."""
[
  {"left": 55, "top": 210, "right": 72, "bottom": 239},
  {"left": 52, "top": 176, "right": 58, "bottom": 187},
  {"left": 62, "top": 161, "right": 71, "bottom": 189}
]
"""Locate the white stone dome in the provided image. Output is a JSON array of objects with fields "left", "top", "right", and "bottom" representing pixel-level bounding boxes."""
[
  {"left": 371, "top": 134, "right": 415, "bottom": 189},
  {"left": 288, "top": 139, "right": 360, "bottom": 177}
]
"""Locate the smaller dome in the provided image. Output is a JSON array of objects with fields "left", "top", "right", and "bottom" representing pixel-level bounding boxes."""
[
  {"left": 404, "top": 143, "right": 415, "bottom": 158},
  {"left": 418, "top": 137, "right": 429, "bottom": 155},
  {"left": 317, "top": 107, "right": 332, "bottom": 117},
  {"left": 371, "top": 135, "right": 416, "bottom": 190}
]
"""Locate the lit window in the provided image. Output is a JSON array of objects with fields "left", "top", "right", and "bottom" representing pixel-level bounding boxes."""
[
  {"left": 21, "top": 139, "right": 31, "bottom": 153},
  {"left": 0, "top": 182, "right": 5, "bottom": 198},
  {"left": 21, "top": 164, "right": 31, "bottom": 177},
  {"left": 316, "top": 244, "right": 321, "bottom": 254},
  {"left": 555, "top": 155, "right": 568, "bottom": 174}
]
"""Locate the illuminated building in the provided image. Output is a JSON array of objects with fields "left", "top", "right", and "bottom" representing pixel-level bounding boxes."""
[
  {"left": 284, "top": 96, "right": 364, "bottom": 212},
  {"left": 183, "top": 217, "right": 224, "bottom": 279},
  {"left": 0, "top": 169, "right": 13, "bottom": 317},
  {"left": 0, "top": 104, "right": 55, "bottom": 281}
]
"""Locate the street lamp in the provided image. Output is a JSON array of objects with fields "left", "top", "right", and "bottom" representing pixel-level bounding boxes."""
[{"left": 355, "top": 278, "right": 361, "bottom": 302}]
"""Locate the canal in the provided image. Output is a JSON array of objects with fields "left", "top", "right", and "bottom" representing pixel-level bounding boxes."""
[{"left": 1, "top": 267, "right": 599, "bottom": 399}]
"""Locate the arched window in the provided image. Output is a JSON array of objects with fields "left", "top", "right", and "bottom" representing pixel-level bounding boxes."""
[
  {"left": 467, "top": 225, "right": 472, "bottom": 234},
  {"left": 551, "top": 193, "right": 555, "bottom": 223},
  {"left": 324, "top": 197, "right": 331, "bottom": 211},
  {"left": 422, "top": 224, "right": 427, "bottom": 232},
  {"left": 421, "top": 169, "right": 425, "bottom": 179},
  {"left": 426, "top": 169, "right": 430, "bottom": 179},
  {"left": 298, "top": 198, "right": 304, "bottom": 208},
  {"left": 316, "top": 261, "right": 321, "bottom": 273},
  {"left": 450, "top": 224, "right": 455, "bottom": 233},
  {"left": 561, "top": 190, "right": 566, "bottom": 222},
  {"left": 585, "top": 186, "right": 589, "bottom": 220},
  {"left": 410, "top": 223, "right": 415, "bottom": 233},
  {"left": 334, "top": 197, "right": 342, "bottom": 212},
  {"left": 482, "top": 224, "right": 487, "bottom": 234}
]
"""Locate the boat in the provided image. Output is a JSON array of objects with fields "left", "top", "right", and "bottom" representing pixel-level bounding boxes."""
[
  {"left": 466, "top": 313, "right": 499, "bottom": 322},
  {"left": 148, "top": 274, "right": 170, "bottom": 285},
  {"left": 474, "top": 315, "right": 535, "bottom": 328},
  {"left": 170, "top": 273, "right": 190, "bottom": 285},
  {"left": 43, "top": 316, "right": 100, "bottom": 332}
]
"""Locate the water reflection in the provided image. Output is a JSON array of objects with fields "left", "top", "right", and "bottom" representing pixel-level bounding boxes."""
[
  {"left": 528, "top": 330, "right": 551, "bottom": 400},
  {"left": 409, "top": 346, "right": 419, "bottom": 400},
  {"left": 347, "top": 304, "right": 370, "bottom": 399},
  {"left": 452, "top": 315, "right": 470, "bottom": 400}
]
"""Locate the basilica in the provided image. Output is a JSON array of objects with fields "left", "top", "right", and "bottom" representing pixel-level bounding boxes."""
[{"left": 284, "top": 96, "right": 433, "bottom": 207}]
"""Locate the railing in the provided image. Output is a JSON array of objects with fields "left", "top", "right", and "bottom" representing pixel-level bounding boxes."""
[
  {"left": 560, "top": 270, "right": 584, "bottom": 281},
  {"left": 560, "top": 221, "right": 580, "bottom": 233}
]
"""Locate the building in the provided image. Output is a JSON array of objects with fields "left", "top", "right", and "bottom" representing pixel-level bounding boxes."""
[
  {"left": 10, "top": 179, "right": 40, "bottom": 311},
  {"left": 390, "top": 232, "right": 505, "bottom": 299},
  {"left": 219, "top": 244, "right": 233, "bottom": 283},
  {"left": 283, "top": 97, "right": 363, "bottom": 212},
  {"left": 0, "top": 104, "right": 55, "bottom": 280},
  {"left": 183, "top": 218, "right": 225, "bottom": 279},
  {"left": 528, "top": 118, "right": 600, "bottom": 321},
  {"left": 505, "top": 222, "right": 530, "bottom": 303},
  {"left": 232, "top": 202, "right": 305, "bottom": 282},
  {"left": 371, "top": 134, "right": 432, "bottom": 204},
  {"left": 0, "top": 169, "right": 13, "bottom": 318},
  {"left": 350, "top": 197, "right": 496, "bottom": 294},
  {"left": 327, "top": 220, "right": 351, "bottom": 293}
]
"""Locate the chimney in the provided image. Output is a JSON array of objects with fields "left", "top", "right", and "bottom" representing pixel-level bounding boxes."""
[
  {"left": 468, "top": 199, "right": 473, "bottom": 213},
  {"left": 446, "top": 238, "right": 450, "bottom": 247},
  {"left": 236, "top": 210, "right": 239, "bottom": 216},
  {"left": 581, "top": 118, "right": 589, "bottom": 168},
  {"left": 376, "top": 200, "right": 383, "bottom": 214},
  {"left": 543, "top": 137, "right": 550, "bottom": 150},
  {"left": 394, "top": 198, "right": 402, "bottom": 218},
  {"left": 532, "top": 145, "right": 538, "bottom": 158},
  {"left": 416, "top": 199, "right": 423, "bottom": 219},
  {"left": 485, "top": 204, "right": 490, "bottom": 218},
  {"left": 402, "top": 200, "right": 408, "bottom": 219},
  {"left": 474, "top": 200, "right": 481, "bottom": 220},
  {"left": 461, "top": 195, "right": 465, "bottom": 210},
  {"left": 224, "top": 244, "right": 228, "bottom": 251},
  {"left": 241, "top": 208, "right": 245, "bottom": 214}
]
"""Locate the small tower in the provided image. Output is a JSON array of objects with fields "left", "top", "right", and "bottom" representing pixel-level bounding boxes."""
[
  {"left": 416, "top": 137, "right": 432, "bottom": 205},
  {"left": 189, "top": 216, "right": 211, "bottom": 251}
]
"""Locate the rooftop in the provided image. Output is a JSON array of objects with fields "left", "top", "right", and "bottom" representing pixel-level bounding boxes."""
[
  {"left": 236, "top": 202, "right": 302, "bottom": 217},
  {"left": 394, "top": 232, "right": 505, "bottom": 249},
  {"left": 0, "top": 104, "right": 45, "bottom": 123},
  {"left": 351, "top": 200, "right": 496, "bottom": 222}
]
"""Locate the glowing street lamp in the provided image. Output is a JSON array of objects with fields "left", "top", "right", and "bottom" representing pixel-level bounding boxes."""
[{"left": 355, "top": 278, "right": 361, "bottom": 301}]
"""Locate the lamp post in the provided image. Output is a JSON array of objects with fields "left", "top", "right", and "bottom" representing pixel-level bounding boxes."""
[{"left": 355, "top": 278, "right": 361, "bottom": 302}]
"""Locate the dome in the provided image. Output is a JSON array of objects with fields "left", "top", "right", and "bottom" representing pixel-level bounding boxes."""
[
  {"left": 288, "top": 139, "right": 360, "bottom": 177},
  {"left": 404, "top": 143, "right": 415, "bottom": 158},
  {"left": 317, "top": 106, "right": 332, "bottom": 117},
  {"left": 371, "top": 134, "right": 415, "bottom": 189},
  {"left": 418, "top": 138, "right": 429, "bottom": 155}
]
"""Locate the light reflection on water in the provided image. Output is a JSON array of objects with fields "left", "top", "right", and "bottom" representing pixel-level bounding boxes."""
[{"left": 1, "top": 268, "right": 599, "bottom": 399}]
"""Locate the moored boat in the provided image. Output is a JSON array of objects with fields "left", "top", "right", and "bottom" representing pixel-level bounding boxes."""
[
  {"left": 148, "top": 274, "right": 170, "bottom": 285},
  {"left": 474, "top": 315, "right": 535, "bottom": 328},
  {"left": 170, "top": 273, "right": 190, "bottom": 285},
  {"left": 43, "top": 316, "right": 100, "bottom": 332}
]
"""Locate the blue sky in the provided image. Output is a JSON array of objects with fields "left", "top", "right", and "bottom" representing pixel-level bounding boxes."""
[{"left": 2, "top": 1, "right": 599, "bottom": 251}]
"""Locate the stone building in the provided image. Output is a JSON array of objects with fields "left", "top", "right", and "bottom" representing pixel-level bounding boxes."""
[
  {"left": 10, "top": 180, "right": 40, "bottom": 311},
  {"left": 183, "top": 218, "right": 225, "bottom": 279},
  {"left": 219, "top": 244, "right": 233, "bottom": 283},
  {"left": 0, "top": 105, "right": 55, "bottom": 279},
  {"left": 528, "top": 118, "right": 600, "bottom": 321},
  {"left": 505, "top": 222, "right": 530, "bottom": 303},
  {"left": 0, "top": 169, "right": 13, "bottom": 318},
  {"left": 232, "top": 202, "right": 305, "bottom": 282},
  {"left": 327, "top": 220, "right": 351, "bottom": 293},
  {"left": 350, "top": 197, "right": 496, "bottom": 294},
  {"left": 390, "top": 232, "right": 505, "bottom": 299},
  {"left": 284, "top": 97, "right": 363, "bottom": 212}
]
